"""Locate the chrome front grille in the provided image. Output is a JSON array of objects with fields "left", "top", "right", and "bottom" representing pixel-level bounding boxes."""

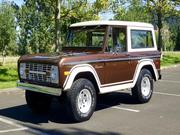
[{"left": 25, "top": 63, "right": 52, "bottom": 83}]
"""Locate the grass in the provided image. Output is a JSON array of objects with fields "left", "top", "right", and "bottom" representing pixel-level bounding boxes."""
[
  {"left": 0, "top": 53, "right": 180, "bottom": 89},
  {"left": 161, "top": 52, "right": 180, "bottom": 67},
  {"left": 0, "top": 63, "right": 18, "bottom": 89}
]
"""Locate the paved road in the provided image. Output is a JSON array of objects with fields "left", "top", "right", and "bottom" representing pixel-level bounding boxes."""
[{"left": 0, "top": 66, "right": 180, "bottom": 135}]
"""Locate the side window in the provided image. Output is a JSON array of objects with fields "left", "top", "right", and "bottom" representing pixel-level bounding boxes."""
[
  {"left": 131, "top": 30, "right": 154, "bottom": 49},
  {"left": 92, "top": 31, "right": 104, "bottom": 47},
  {"left": 86, "top": 30, "right": 105, "bottom": 47},
  {"left": 107, "top": 27, "right": 127, "bottom": 52}
]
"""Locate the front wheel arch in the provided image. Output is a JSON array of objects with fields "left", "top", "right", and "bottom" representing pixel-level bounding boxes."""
[{"left": 74, "top": 72, "right": 100, "bottom": 94}]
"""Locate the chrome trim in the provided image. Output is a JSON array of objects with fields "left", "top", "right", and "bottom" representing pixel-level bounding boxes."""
[
  {"left": 101, "top": 80, "right": 133, "bottom": 88},
  {"left": 25, "top": 63, "right": 53, "bottom": 83},
  {"left": 63, "top": 55, "right": 161, "bottom": 66},
  {"left": 17, "top": 81, "right": 61, "bottom": 96},
  {"left": 29, "top": 70, "right": 46, "bottom": 75}
]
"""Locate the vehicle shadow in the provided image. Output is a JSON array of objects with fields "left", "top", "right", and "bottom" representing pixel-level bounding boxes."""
[
  {"left": 0, "top": 92, "right": 138, "bottom": 124},
  {"left": 24, "top": 126, "right": 122, "bottom": 135},
  {"left": 98, "top": 91, "right": 138, "bottom": 105}
]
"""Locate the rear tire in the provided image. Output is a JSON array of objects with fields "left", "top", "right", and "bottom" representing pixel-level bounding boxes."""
[
  {"left": 25, "top": 91, "right": 52, "bottom": 113},
  {"left": 132, "top": 69, "right": 154, "bottom": 103},
  {"left": 66, "top": 78, "right": 96, "bottom": 122}
]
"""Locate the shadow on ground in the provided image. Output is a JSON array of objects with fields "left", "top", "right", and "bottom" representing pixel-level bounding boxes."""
[
  {"left": 0, "top": 92, "right": 138, "bottom": 125},
  {"left": 25, "top": 126, "right": 122, "bottom": 135}
]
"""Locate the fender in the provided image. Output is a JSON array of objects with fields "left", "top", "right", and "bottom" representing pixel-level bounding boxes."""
[
  {"left": 132, "top": 59, "right": 159, "bottom": 87},
  {"left": 63, "top": 64, "right": 101, "bottom": 90}
]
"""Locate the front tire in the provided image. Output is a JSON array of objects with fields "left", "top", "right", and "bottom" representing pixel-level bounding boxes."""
[
  {"left": 66, "top": 78, "right": 97, "bottom": 122},
  {"left": 25, "top": 91, "right": 52, "bottom": 113},
  {"left": 132, "top": 69, "right": 154, "bottom": 103}
]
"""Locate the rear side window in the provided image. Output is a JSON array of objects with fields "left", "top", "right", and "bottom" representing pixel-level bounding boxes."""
[{"left": 131, "top": 30, "right": 154, "bottom": 49}]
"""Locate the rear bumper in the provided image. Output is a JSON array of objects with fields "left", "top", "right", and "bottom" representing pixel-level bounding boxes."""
[{"left": 17, "top": 81, "right": 62, "bottom": 96}]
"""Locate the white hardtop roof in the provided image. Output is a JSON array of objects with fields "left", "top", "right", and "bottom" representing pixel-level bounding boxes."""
[{"left": 70, "top": 21, "right": 153, "bottom": 28}]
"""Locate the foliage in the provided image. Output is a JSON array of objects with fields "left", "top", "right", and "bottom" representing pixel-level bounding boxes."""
[
  {"left": 113, "top": 0, "right": 149, "bottom": 22},
  {"left": 0, "top": 1, "right": 17, "bottom": 58},
  {"left": 15, "top": 0, "right": 55, "bottom": 54},
  {"left": 161, "top": 52, "right": 180, "bottom": 67},
  {"left": 14, "top": 0, "right": 109, "bottom": 55},
  {"left": 161, "top": 23, "right": 174, "bottom": 51},
  {"left": 112, "top": 0, "right": 180, "bottom": 51},
  {"left": 145, "top": 0, "right": 180, "bottom": 51}
]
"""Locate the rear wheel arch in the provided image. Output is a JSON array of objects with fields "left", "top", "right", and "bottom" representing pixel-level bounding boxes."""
[
  {"left": 142, "top": 65, "right": 156, "bottom": 81},
  {"left": 135, "top": 60, "right": 158, "bottom": 82}
]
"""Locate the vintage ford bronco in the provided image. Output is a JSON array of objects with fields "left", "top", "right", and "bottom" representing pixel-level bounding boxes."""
[{"left": 17, "top": 21, "right": 161, "bottom": 122}]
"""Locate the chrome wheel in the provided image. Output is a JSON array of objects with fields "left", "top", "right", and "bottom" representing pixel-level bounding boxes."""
[
  {"left": 77, "top": 89, "right": 92, "bottom": 113},
  {"left": 141, "top": 76, "right": 151, "bottom": 97}
]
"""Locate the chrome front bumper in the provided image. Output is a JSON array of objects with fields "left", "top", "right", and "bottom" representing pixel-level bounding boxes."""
[{"left": 17, "top": 81, "right": 62, "bottom": 96}]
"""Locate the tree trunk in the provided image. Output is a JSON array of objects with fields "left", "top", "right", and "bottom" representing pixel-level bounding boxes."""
[
  {"left": 2, "top": 41, "right": 7, "bottom": 66},
  {"left": 157, "top": 11, "right": 163, "bottom": 52},
  {"left": 2, "top": 55, "right": 6, "bottom": 66},
  {"left": 175, "top": 26, "right": 180, "bottom": 51},
  {"left": 55, "top": 0, "right": 61, "bottom": 52}
]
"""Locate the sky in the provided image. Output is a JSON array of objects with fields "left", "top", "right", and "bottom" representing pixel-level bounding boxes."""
[
  {"left": 0, "top": 0, "right": 23, "bottom": 6},
  {"left": 5, "top": 0, "right": 113, "bottom": 20},
  {"left": 13, "top": 0, "right": 23, "bottom": 6}
]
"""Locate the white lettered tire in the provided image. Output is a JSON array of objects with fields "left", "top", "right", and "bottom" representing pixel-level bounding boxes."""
[
  {"left": 66, "top": 78, "right": 97, "bottom": 122},
  {"left": 132, "top": 69, "right": 154, "bottom": 103}
]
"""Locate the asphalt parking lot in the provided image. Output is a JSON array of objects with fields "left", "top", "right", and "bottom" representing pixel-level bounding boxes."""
[{"left": 0, "top": 66, "right": 180, "bottom": 135}]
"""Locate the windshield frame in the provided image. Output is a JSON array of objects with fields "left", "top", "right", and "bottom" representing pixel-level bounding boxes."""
[{"left": 63, "top": 25, "right": 108, "bottom": 52}]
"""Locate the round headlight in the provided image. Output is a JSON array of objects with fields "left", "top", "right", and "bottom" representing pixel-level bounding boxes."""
[
  {"left": 20, "top": 63, "right": 26, "bottom": 79},
  {"left": 51, "top": 72, "right": 56, "bottom": 80},
  {"left": 50, "top": 66, "right": 59, "bottom": 84}
]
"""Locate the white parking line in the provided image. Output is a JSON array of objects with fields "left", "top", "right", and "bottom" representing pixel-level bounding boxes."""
[
  {"left": 99, "top": 104, "right": 140, "bottom": 113},
  {"left": 0, "top": 117, "right": 51, "bottom": 135},
  {"left": 154, "top": 92, "right": 180, "bottom": 97},
  {"left": 0, "top": 127, "right": 28, "bottom": 133},
  {"left": 110, "top": 106, "right": 140, "bottom": 112},
  {"left": 0, "top": 117, "right": 28, "bottom": 133},
  {"left": 160, "top": 80, "right": 180, "bottom": 83}
]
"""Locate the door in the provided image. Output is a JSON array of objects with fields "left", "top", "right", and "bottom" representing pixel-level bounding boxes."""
[{"left": 103, "top": 26, "right": 133, "bottom": 85}]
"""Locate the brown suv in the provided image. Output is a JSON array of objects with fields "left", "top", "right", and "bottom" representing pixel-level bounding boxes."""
[{"left": 17, "top": 21, "right": 161, "bottom": 122}]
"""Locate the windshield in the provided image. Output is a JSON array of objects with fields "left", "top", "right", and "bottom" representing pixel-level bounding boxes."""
[{"left": 64, "top": 26, "right": 106, "bottom": 49}]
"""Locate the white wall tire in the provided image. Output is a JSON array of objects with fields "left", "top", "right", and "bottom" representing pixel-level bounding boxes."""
[
  {"left": 66, "top": 78, "right": 96, "bottom": 122},
  {"left": 132, "top": 69, "right": 153, "bottom": 103}
]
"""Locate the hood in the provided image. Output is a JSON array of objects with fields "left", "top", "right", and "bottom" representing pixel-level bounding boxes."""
[{"left": 18, "top": 52, "right": 89, "bottom": 65}]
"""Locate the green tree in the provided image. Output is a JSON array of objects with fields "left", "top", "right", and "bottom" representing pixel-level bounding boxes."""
[
  {"left": 15, "top": 0, "right": 109, "bottom": 54},
  {"left": 146, "top": 0, "right": 180, "bottom": 51},
  {"left": 113, "top": 0, "right": 149, "bottom": 22},
  {"left": 16, "top": 0, "right": 55, "bottom": 54},
  {"left": 0, "top": 1, "right": 16, "bottom": 65}
]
